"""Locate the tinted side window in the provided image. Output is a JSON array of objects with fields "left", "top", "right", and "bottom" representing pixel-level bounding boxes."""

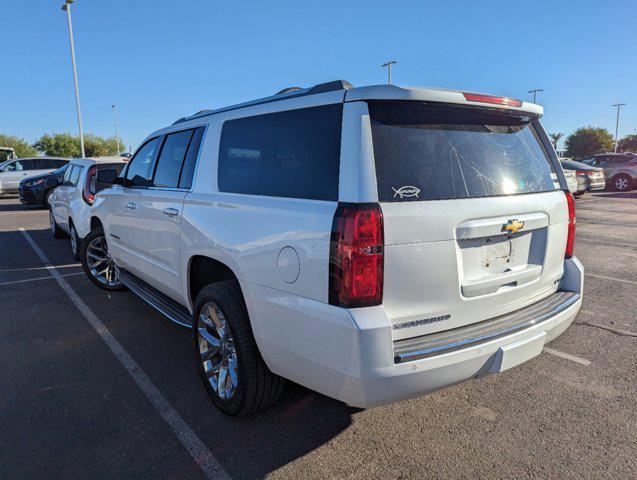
[
  {"left": 69, "top": 165, "right": 83, "bottom": 186},
  {"left": 33, "top": 159, "right": 52, "bottom": 169},
  {"left": 62, "top": 164, "right": 73, "bottom": 183},
  {"left": 218, "top": 105, "right": 342, "bottom": 201},
  {"left": 126, "top": 137, "right": 161, "bottom": 187},
  {"left": 179, "top": 127, "right": 205, "bottom": 189},
  {"left": 21, "top": 159, "right": 37, "bottom": 171},
  {"left": 4, "top": 161, "right": 21, "bottom": 172},
  {"left": 53, "top": 160, "right": 68, "bottom": 168},
  {"left": 153, "top": 130, "right": 194, "bottom": 188}
]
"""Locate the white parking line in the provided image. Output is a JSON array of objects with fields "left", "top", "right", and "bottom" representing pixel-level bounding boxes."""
[
  {"left": 543, "top": 347, "right": 591, "bottom": 366},
  {"left": 0, "top": 271, "right": 83, "bottom": 287},
  {"left": 19, "top": 228, "right": 230, "bottom": 480},
  {"left": 586, "top": 273, "right": 637, "bottom": 285},
  {"left": 0, "top": 263, "right": 81, "bottom": 272}
]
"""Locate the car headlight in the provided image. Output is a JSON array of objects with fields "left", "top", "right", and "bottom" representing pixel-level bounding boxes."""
[{"left": 25, "top": 178, "right": 45, "bottom": 187}]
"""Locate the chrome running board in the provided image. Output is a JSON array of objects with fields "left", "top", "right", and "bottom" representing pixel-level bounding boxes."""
[
  {"left": 119, "top": 269, "right": 192, "bottom": 329},
  {"left": 394, "top": 291, "right": 580, "bottom": 364}
]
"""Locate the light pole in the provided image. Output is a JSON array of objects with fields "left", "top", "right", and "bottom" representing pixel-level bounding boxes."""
[
  {"left": 381, "top": 60, "right": 397, "bottom": 85},
  {"left": 61, "top": 0, "right": 85, "bottom": 158},
  {"left": 527, "top": 88, "right": 543, "bottom": 104},
  {"left": 612, "top": 103, "right": 626, "bottom": 153},
  {"left": 111, "top": 104, "right": 121, "bottom": 155}
]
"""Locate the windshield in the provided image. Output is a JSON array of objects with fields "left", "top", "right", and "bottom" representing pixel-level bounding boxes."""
[
  {"left": 52, "top": 164, "right": 69, "bottom": 175},
  {"left": 0, "top": 149, "right": 15, "bottom": 162},
  {"left": 368, "top": 102, "right": 559, "bottom": 202}
]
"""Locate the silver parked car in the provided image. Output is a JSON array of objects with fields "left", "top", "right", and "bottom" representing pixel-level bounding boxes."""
[
  {"left": 560, "top": 158, "right": 605, "bottom": 196},
  {"left": 0, "top": 157, "right": 69, "bottom": 195},
  {"left": 581, "top": 153, "right": 637, "bottom": 191},
  {"left": 561, "top": 168, "right": 578, "bottom": 195}
]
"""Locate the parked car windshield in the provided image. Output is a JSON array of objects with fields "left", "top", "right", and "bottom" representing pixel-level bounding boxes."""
[
  {"left": 560, "top": 159, "right": 597, "bottom": 170},
  {"left": 368, "top": 102, "right": 559, "bottom": 202},
  {"left": 51, "top": 164, "right": 69, "bottom": 176}
]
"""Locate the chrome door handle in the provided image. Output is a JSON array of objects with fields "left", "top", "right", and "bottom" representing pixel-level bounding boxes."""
[
  {"left": 162, "top": 207, "right": 179, "bottom": 217},
  {"left": 126, "top": 202, "right": 137, "bottom": 210}
]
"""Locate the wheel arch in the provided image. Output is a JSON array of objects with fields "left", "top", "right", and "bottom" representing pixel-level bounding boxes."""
[
  {"left": 187, "top": 255, "right": 244, "bottom": 311},
  {"left": 90, "top": 216, "right": 103, "bottom": 231}
]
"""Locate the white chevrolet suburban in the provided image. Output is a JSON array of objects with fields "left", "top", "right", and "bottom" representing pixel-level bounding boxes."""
[{"left": 82, "top": 81, "right": 583, "bottom": 417}]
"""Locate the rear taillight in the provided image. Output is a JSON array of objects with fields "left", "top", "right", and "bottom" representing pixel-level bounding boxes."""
[
  {"left": 329, "top": 203, "right": 384, "bottom": 308},
  {"left": 83, "top": 165, "right": 97, "bottom": 205},
  {"left": 462, "top": 92, "right": 523, "bottom": 108},
  {"left": 575, "top": 170, "right": 588, "bottom": 176},
  {"left": 565, "top": 191, "right": 576, "bottom": 258}
]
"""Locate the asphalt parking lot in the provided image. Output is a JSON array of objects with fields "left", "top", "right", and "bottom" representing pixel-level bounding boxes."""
[{"left": 0, "top": 192, "right": 635, "bottom": 480}]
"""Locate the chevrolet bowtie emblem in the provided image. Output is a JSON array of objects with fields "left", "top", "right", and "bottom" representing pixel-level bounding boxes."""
[{"left": 503, "top": 219, "right": 524, "bottom": 234}]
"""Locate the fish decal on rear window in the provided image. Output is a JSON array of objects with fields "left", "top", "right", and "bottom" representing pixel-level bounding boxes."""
[{"left": 392, "top": 186, "right": 420, "bottom": 199}]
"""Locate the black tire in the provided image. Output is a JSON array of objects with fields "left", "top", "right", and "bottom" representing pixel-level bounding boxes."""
[
  {"left": 70, "top": 223, "right": 81, "bottom": 260},
  {"left": 612, "top": 174, "right": 632, "bottom": 191},
  {"left": 80, "top": 227, "right": 126, "bottom": 291},
  {"left": 573, "top": 191, "right": 586, "bottom": 198},
  {"left": 193, "top": 281, "right": 285, "bottom": 416},
  {"left": 42, "top": 189, "right": 53, "bottom": 209},
  {"left": 50, "top": 209, "right": 66, "bottom": 239}
]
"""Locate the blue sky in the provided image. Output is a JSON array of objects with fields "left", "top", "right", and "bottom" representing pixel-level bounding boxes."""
[{"left": 2, "top": 0, "right": 636, "bottom": 151}]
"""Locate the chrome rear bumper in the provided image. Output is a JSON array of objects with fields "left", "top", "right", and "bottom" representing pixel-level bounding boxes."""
[{"left": 394, "top": 291, "right": 580, "bottom": 363}]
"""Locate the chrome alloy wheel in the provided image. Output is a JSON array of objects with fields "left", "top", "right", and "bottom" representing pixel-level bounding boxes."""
[
  {"left": 615, "top": 176, "right": 629, "bottom": 191},
  {"left": 198, "top": 302, "right": 239, "bottom": 400},
  {"left": 85, "top": 235, "right": 120, "bottom": 287}
]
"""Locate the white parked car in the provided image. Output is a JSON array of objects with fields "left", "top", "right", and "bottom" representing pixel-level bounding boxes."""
[
  {"left": 49, "top": 157, "right": 127, "bottom": 259},
  {"left": 0, "top": 157, "right": 68, "bottom": 195},
  {"left": 561, "top": 168, "right": 578, "bottom": 194},
  {"left": 81, "top": 81, "right": 583, "bottom": 416}
]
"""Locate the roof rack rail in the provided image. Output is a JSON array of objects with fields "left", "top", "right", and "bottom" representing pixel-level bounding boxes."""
[
  {"left": 173, "top": 109, "right": 214, "bottom": 125},
  {"left": 308, "top": 80, "right": 353, "bottom": 94},
  {"left": 276, "top": 86, "right": 302, "bottom": 95},
  {"left": 173, "top": 79, "right": 353, "bottom": 125}
]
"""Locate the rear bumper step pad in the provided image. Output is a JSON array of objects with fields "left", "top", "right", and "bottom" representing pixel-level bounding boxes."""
[{"left": 394, "top": 291, "right": 579, "bottom": 363}]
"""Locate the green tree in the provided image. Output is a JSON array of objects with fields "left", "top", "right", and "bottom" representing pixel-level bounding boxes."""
[
  {"left": 0, "top": 134, "right": 38, "bottom": 157},
  {"left": 33, "top": 133, "right": 123, "bottom": 158},
  {"left": 34, "top": 133, "right": 81, "bottom": 157},
  {"left": 564, "top": 127, "right": 614, "bottom": 160},
  {"left": 549, "top": 132, "right": 564, "bottom": 150},
  {"left": 618, "top": 134, "right": 637, "bottom": 153}
]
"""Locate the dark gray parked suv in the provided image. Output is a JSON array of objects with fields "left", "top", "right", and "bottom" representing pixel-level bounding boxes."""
[{"left": 581, "top": 153, "right": 637, "bottom": 191}]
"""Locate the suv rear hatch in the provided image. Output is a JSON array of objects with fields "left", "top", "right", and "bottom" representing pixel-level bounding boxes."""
[{"left": 368, "top": 101, "right": 570, "bottom": 341}]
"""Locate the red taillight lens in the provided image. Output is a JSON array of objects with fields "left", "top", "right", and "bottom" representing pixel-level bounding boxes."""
[
  {"left": 565, "top": 191, "right": 576, "bottom": 258},
  {"left": 462, "top": 92, "right": 523, "bottom": 108},
  {"left": 83, "top": 165, "right": 97, "bottom": 205},
  {"left": 329, "top": 203, "right": 384, "bottom": 308},
  {"left": 575, "top": 170, "right": 588, "bottom": 176}
]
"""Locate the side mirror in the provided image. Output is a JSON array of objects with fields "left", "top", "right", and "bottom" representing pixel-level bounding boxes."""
[
  {"left": 96, "top": 168, "right": 123, "bottom": 185},
  {"left": 45, "top": 177, "right": 60, "bottom": 188}
]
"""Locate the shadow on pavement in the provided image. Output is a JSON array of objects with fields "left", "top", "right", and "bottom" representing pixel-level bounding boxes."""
[
  {"left": 0, "top": 200, "right": 44, "bottom": 212},
  {"left": 592, "top": 191, "right": 637, "bottom": 199},
  {"left": 0, "top": 225, "right": 357, "bottom": 479}
]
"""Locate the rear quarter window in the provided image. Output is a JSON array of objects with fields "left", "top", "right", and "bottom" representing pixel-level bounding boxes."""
[
  {"left": 369, "top": 102, "right": 558, "bottom": 202},
  {"left": 218, "top": 104, "right": 342, "bottom": 201}
]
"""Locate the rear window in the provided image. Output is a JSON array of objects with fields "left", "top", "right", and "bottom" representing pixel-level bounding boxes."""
[
  {"left": 369, "top": 102, "right": 558, "bottom": 202},
  {"left": 218, "top": 104, "right": 342, "bottom": 201}
]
